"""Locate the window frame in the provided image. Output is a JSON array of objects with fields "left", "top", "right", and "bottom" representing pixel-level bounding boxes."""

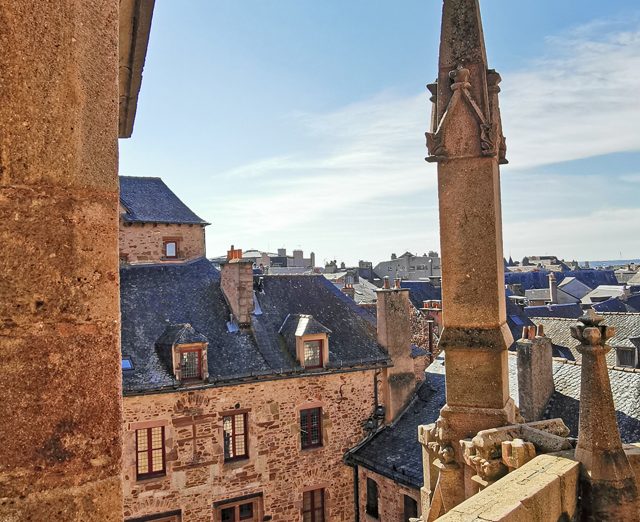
[
  {"left": 302, "top": 488, "right": 325, "bottom": 522},
  {"left": 215, "top": 495, "right": 262, "bottom": 522},
  {"left": 163, "top": 238, "right": 180, "bottom": 259},
  {"left": 403, "top": 494, "right": 418, "bottom": 521},
  {"left": 617, "top": 347, "right": 637, "bottom": 368},
  {"left": 365, "top": 477, "right": 379, "bottom": 519},
  {"left": 303, "top": 339, "right": 323, "bottom": 369},
  {"left": 178, "top": 347, "right": 202, "bottom": 381},
  {"left": 300, "top": 407, "right": 323, "bottom": 450},
  {"left": 135, "top": 426, "right": 166, "bottom": 481},
  {"left": 223, "top": 412, "right": 249, "bottom": 462}
]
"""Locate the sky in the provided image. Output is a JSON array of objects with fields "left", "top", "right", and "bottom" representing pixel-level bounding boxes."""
[{"left": 120, "top": 0, "right": 640, "bottom": 266}]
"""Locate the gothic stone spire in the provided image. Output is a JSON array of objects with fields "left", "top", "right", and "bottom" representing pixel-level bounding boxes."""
[{"left": 427, "top": 0, "right": 507, "bottom": 164}]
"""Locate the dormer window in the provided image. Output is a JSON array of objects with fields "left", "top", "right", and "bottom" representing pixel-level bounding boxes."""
[
  {"left": 155, "top": 323, "right": 209, "bottom": 383},
  {"left": 163, "top": 238, "right": 179, "bottom": 259},
  {"left": 278, "top": 314, "right": 331, "bottom": 370},
  {"left": 303, "top": 340, "right": 323, "bottom": 368},
  {"left": 616, "top": 347, "right": 638, "bottom": 368}
]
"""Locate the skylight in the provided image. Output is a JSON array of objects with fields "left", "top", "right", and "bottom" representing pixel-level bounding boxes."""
[{"left": 122, "top": 357, "right": 134, "bottom": 370}]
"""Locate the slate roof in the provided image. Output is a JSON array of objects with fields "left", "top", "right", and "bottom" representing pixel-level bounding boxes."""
[
  {"left": 505, "top": 270, "right": 616, "bottom": 291},
  {"left": 531, "top": 313, "right": 640, "bottom": 364},
  {"left": 581, "top": 285, "right": 628, "bottom": 305},
  {"left": 333, "top": 278, "right": 379, "bottom": 305},
  {"left": 524, "top": 303, "right": 583, "bottom": 319},
  {"left": 156, "top": 323, "right": 209, "bottom": 346},
  {"left": 400, "top": 281, "right": 442, "bottom": 309},
  {"left": 593, "top": 298, "right": 629, "bottom": 313},
  {"left": 120, "top": 259, "right": 389, "bottom": 394},
  {"left": 348, "top": 351, "right": 640, "bottom": 488},
  {"left": 119, "top": 176, "right": 209, "bottom": 225}
]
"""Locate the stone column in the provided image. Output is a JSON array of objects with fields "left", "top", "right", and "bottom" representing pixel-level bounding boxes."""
[
  {"left": 422, "top": 0, "right": 516, "bottom": 516},
  {"left": 570, "top": 310, "right": 639, "bottom": 520},
  {"left": 0, "top": 2, "right": 122, "bottom": 520}
]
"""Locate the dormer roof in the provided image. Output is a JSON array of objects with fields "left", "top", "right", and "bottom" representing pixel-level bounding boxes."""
[
  {"left": 156, "top": 323, "right": 209, "bottom": 347},
  {"left": 119, "top": 176, "right": 210, "bottom": 225}
]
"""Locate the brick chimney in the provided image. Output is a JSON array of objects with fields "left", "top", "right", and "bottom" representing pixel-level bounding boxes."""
[
  {"left": 548, "top": 272, "right": 558, "bottom": 304},
  {"left": 516, "top": 325, "right": 554, "bottom": 422},
  {"left": 377, "top": 276, "right": 414, "bottom": 422},
  {"left": 221, "top": 245, "right": 254, "bottom": 325}
]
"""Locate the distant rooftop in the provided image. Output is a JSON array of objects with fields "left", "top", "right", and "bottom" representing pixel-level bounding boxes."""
[{"left": 119, "top": 176, "right": 210, "bottom": 225}]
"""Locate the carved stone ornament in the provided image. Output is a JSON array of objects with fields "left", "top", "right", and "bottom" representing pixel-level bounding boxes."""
[{"left": 426, "top": 65, "right": 501, "bottom": 163}]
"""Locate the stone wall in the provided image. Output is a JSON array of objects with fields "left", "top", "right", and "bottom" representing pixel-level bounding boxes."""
[
  {"left": 123, "top": 370, "right": 377, "bottom": 521},
  {"left": 0, "top": 1, "right": 123, "bottom": 520},
  {"left": 437, "top": 454, "right": 580, "bottom": 521},
  {"left": 357, "top": 468, "right": 421, "bottom": 521},
  {"left": 119, "top": 220, "right": 206, "bottom": 264}
]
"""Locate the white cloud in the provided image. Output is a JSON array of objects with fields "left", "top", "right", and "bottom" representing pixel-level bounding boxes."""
[
  {"left": 502, "top": 22, "right": 640, "bottom": 170},
  {"left": 206, "top": 18, "right": 640, "bottom": 263}
]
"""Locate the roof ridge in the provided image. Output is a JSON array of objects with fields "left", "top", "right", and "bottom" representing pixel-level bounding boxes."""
[
  {"left": 119, "top": 175, "right": 163, "bottom": 180},
  {"left": 553, "top": 356, "right": 640, "bottom": 374}
]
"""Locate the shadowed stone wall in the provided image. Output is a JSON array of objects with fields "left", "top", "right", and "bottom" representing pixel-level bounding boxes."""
[{"left": 0, "top": 1, "right": 123, "bottom": 520}]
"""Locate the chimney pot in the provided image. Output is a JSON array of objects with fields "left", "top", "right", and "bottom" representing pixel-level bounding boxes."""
[
  {"left": 394, "top": 277, "right": 401, "bottom": 289},
  {"left": 521, "top": 326, "right": 528, "bottom": 340},
  {"left": 528, "top": 325, "right": 536, "bottom": 340},
  {"left": 383, "top": 276, "right": 390, "bottom": 289},
  {"left": 536, "top": 324, "right": 544, "bottom": 337}
]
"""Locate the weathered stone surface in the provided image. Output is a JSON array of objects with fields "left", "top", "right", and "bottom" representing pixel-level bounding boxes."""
[
  {"left": 437, "top": 454, "right": 580, "bottom": 522},
  {"left": 516, "top": 335, "right": 554, "bottom": 422},
  {"left": 0, "top": 1, "right": 122, "bottom": 520},
  {"left": 357, "top": 468, "right": 420, "bottom": 521},
  {"left": 571, "top": 311, "right": 640, "bottom": 520}
]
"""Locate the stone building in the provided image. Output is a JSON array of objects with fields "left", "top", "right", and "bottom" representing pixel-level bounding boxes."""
[
  {"left": 119, "top": 176, "right": 210, "bottom": 264},
  {"left": 374, "top": 251, "right": 442, "bottom": 282},
  {"left": 118, "top": 187, "right": 429, "bottom": 521}
]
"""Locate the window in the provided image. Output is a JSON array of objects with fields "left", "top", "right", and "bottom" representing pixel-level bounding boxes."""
[
  {"left": 180, "top": 348, "right": 202, "bottom": 380},
  {"left": 403, "top": 495, "right": 418, "bottom": 521},
  {"left": 163, "top": 239, "right": 178, "bottom": 258},
  {"left": 617, "top": 348, "right": 637, "bottom": 368},
  {"left": 303, "top": 489, "right": 325, "bottom": 522},
  {"left": 215, "top": 497, "right": 261, "bottom": 522},
  {"left": 122, "top": 357, "right": 134, "bottom": 370},
  {"left": 303, "top": 340, "right": 323, "bottom": 368},
  {"left": 223, "top": 413, "right": 248, "bottom": 461},
  {"left": 136, "top": 426, "right": 165, "bottom": 480},
  {"left": 300, "top": 407, "right": 322, "bottom": 449},
  {"left": 366, "top": 478, "right": 379, "bottom": 518}
]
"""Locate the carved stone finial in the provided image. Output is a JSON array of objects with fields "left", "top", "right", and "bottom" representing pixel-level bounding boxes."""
[{"left": 449, "top": 66, "right": 471, "bottom": 91}]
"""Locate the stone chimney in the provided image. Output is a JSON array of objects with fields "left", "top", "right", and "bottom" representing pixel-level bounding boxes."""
[
  {"left": 516, "top": 325, "right": 554, "bottom": 422},
  {"left": 548, "top": 273, "right": 558, "bottom": 304},
  {"left": 341, "top": 282, "right": 355, "bottom": 299},
  {"left": 376, "top": 277, "right": 414, "bottom": 422},
  {"left": 221, "top": 245, "right": 254, "bottom": 325}
]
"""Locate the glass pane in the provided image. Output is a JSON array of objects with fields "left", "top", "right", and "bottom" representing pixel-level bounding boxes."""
[
  {"left": 314, "top": 508, "right": 324, "bottom": 522},
  {"left": 181, "top": 351, "right": 199, "bottom": 379},
  {"left": 220, "top": 507, "right": 234, "bottom": 522},
  {"left": 235, "top": 435, "right": 246, "bottom": 457},
  {"left": 151, "top": 448, "right": 163, "bottom": 472},
  {"left": 136, "top": 430, "right": 148, "bottom": 451},
  {"left": 239, "top": 502, "right": 253, "bottom": 519},
  {"left": 137, "top": 455, "right": 149, "bottom": 474},
  {"left": 303, "top": 514, "right": 311, "bottom": 522},
  {"left": 223, "top": 416, "right": 233, "bottom": 459},
  {"left": 235, "top": 414, "right": 245, "bottom": 434},
  {"left": 310, "top": 410, "right": 320, "bottom": 444},
  {"left": 303, "top": 340, "right": 321, "bottom": 367},
  {"left": 151, "top": 427, "right": 163, "bottom": 449},
  {"left": 165, "top": 242, "right": 176, "bottom": 257},
  {"left": 303, "top": 491, "right": 311, "bottom": 511}
]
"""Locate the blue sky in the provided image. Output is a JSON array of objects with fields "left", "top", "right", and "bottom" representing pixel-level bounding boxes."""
[{"left": 120, "top": 1, "right": 640, "bottom": 266}]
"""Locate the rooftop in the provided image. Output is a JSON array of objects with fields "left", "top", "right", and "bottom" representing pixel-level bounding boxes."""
[
  {"left": 119, "top": 176, "right": 210, "bottom": 225},
  {"left": 120, "top": 258, "right": 389, "bottom": 394}
]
